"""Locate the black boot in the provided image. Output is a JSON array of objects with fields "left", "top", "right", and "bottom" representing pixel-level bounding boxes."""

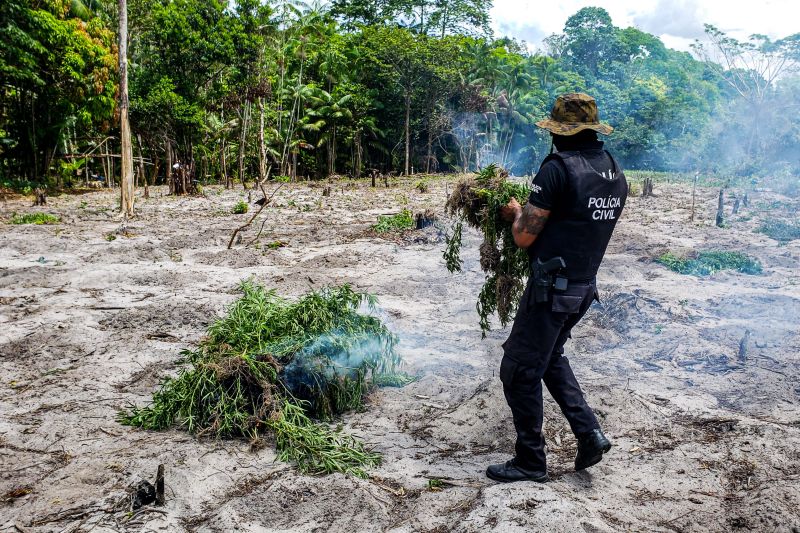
[
  {"left": 486, "top": 459, "right": 549, "bottom": 483},
  {"left": 575, "top": 429, "right": 611, "bottom": 471}
]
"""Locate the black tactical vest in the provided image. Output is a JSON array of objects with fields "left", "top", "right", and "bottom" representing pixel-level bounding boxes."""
[{"left": 528, "top": 149, "right": 627, "bottom": 280}]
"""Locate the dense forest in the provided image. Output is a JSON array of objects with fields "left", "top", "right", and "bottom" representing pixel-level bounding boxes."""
[{"left": 1, "top": 0, "right": 799, "bottom": 191}]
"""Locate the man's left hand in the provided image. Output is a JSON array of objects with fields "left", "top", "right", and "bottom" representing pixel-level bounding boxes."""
[{"left": 500, "top": 197, "right": 522, "bottom": 222}]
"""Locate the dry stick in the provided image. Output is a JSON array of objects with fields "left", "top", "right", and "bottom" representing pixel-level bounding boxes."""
[
  {"left": 246, "top": 176, "right": 285, "bottom": 246},
  {"left": 690, "top": 173, "right": 698, "bottom": 221},
  {"left": 227, "top": 168, "right": 280, "bottom": 249}
]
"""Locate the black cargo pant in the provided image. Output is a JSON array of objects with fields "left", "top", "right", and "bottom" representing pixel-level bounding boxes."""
[{"left": 500, "top": 278, "right": 600, "bottom": 471}]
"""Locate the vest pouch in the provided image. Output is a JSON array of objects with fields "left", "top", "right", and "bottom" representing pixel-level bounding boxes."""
[{"left": 551, "top": 294, "right": 584, "bottom": 314}]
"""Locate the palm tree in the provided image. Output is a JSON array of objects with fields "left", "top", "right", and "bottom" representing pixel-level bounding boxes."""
[{"left": 308, "top": 90, "right": 353, "bottom": 176}]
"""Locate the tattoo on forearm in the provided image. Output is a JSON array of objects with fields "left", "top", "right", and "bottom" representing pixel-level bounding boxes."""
[{"left": 518, "top": 204, "right": 549, "bottom": 235}]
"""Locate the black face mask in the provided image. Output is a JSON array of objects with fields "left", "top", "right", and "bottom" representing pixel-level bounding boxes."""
[{"left": 552, "top": 130, "right": 600, "bottom": 152}]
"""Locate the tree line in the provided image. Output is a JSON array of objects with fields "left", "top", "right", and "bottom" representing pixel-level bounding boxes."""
[{"left": 1, "top": 1, "right": 798, "bottom": 192}]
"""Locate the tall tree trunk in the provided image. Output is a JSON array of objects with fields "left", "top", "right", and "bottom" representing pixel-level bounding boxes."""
[
  {"left": 136, "top": 133, "right": 149, "bottom": 199},
  {"left": 404, "top": 90, "right": 411, "bottom": 176},
  {"left": 258, "top": 98, "right": 267, "bottom": 182},
  {"left": 238, "top": 102, "right": 250, "bottom": 189},
  {"left": 221, "top": 108, "right": 230, "bottom": 188},
  {"left": 426, "top": 126, "right": 433, "bottom": 174},
  {"left": 327, "top": 138, "right": 334, "bottom": 177},
  {"left": 118, "top": 0, "right": 135, "bottom": 217},
  {"left": 101, "top": 141, "right": 110, "bottom": 189},
  {"left": 354, "top": 133, "right": 362, "bottom": 179},
  {"left": 150, "top": 152, "right": 159, "bottom": 189},
  {"left": 166, "top": 138, "right": 173, "bottom": 195},
  {"left": 222, "top": 137, "right": 230, "bottom": 188}
]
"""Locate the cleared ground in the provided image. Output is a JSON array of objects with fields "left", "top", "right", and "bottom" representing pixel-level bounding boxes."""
[{"left": 1, "top": 177, "right": 799, "bottom": 532}]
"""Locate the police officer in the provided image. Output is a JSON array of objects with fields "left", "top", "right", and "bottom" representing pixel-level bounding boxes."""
[{"left": 487, "top": 93, "right": 628, "bottom": 483}]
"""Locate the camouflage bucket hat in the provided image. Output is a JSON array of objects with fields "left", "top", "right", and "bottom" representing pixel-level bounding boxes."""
[{"left": 535, "top": 93, "right": 613, "bottom": 136}]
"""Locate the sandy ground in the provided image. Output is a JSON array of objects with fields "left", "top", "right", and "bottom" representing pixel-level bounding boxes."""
[{"left": 1, "top": 176, "right": 799, "bottom": 533}]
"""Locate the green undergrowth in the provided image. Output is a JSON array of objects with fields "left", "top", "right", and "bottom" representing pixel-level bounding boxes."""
[
  {"left": 373, "top": 208, "right": 414, "bottom": 233},
  {"left": 657, "top": 251, "right": 762, "bottom": 276},
  {"left": 120, "top": 282, "right": 411, "bottom": 477},
  {"left": 232, "top": 200, "right": 249, "bottom": 214},
  {"left": 444, "top": 163, "right": 530, "bottom": 335},
  {"left": 758, "top": 219, "right": 800, "bottom": 242},
  {"left": 9, "top": 212, "right": 60, "bottom": 225},
  {"left": 625, "top": 170, "right": 750, "bottom": 189}
]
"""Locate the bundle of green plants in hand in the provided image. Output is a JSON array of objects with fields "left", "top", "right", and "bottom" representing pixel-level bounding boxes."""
[
  {"left": 444, "top": 164, "right": 531, "bottom": 335},
  {"left": 120, "top": 281, "right": 411, "bottom": 477}
]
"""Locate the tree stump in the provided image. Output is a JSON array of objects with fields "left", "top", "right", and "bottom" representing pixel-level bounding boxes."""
[
  {"left": 415, "top": 209, "right": 437, "bottom": 229},
  {"left": 738, "top": 330, "right": 751, "bottom": 363},
  {"left": 742, "top": 192, "right": 749, "bottom": 207},
  {"left": 715, "top": 189, "right": 725, "bottom": 227},
  {"left": 641, "top": 177, "right": 654, "bottom": 197},
  {"left": 155, "top": 464, "right": 165, "bottom": 506},
  {"left": 33, "top": 188, "right": 46, "bottom": 206},
  {"left": 732, "top": 197, "right": 740, "bottom": 215},
  {"left": 322, "top": 186, "right": 331, "bottom": 197}
]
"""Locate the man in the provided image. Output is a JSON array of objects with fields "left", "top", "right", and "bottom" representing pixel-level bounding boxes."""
[{"left": 487, "top": 93, "right": 628, "bottom": 483}]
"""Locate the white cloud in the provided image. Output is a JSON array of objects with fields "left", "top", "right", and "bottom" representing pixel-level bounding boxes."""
[
  {"left": 490, "top": 0, "right": 800, "bottom": 52},
  {"left": 633, "top": 0, "right": 706, "bottom": 40}
]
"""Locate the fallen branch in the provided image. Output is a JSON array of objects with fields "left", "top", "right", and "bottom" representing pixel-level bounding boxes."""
[{"left": 227, "top": 167, "right": 281, "bottom": 249}]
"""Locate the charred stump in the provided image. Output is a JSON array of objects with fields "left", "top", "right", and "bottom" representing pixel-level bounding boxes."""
[
  {"left": 715, "top": 189, "right": 725, "bottom": 227},
  {"left": 738, "top": 330, "right": 751, "bottom": 363},
  {"left": 415, "top": 209, "right": 437, "bottom": 230},
  {"left": 641, "top": 177, "right": 654, "bottom": 197},
  {"left": 155, "top": 464, "right": 165, "bottom": 506},
  {"left": 33, "top": 188, "right": 46, "bottom": 206}
]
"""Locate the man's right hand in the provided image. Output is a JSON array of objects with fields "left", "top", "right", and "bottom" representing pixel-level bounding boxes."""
[{"left": 500, "top": 197, "right": 522, "bottom": 222}]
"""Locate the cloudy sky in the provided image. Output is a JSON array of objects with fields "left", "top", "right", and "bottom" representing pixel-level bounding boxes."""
[{"left": 491, "top": 0, "right": 800, "bottom": 52}]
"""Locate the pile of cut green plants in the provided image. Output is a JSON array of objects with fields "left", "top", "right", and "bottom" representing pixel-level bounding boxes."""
[
  {"left": 443, "top": 163, "right": 530, "bottom": 336},
  {"left": 372, "top": 208, "right": 414, "bottom": 233},
  {"left": 657, "top": 250, "right": 762, "bottom": 276},
  {"left": 120, "top": 281, "right": 413, "bottom": 477},
  {"left": 758, "top": 219, "right": 800, "bottom": 243}
]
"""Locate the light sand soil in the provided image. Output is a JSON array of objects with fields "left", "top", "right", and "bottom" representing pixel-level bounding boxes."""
[{"left": 1, "top": 178, "right": 799, "bottom": 532}]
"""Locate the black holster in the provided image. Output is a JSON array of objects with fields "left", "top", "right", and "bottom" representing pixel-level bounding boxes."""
[{"left": 531, "top": 257, "right": 567, "bottom": 303}]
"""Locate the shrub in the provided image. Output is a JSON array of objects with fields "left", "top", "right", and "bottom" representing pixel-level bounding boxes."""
[
  {"left": 657, "top": 251, "right": 762, "bottom": 276},
  {"left": 10, "top": 213, "right": 60, "bottom": 225},
  {"left": 372, "top": 209, "right": 414, "bottom": 233},
  {"left": 758, "top": 219, "right": 800, "bottom": 242},
  {"left": 232, "top": 200, "right": 249, "bottom": 214}
]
